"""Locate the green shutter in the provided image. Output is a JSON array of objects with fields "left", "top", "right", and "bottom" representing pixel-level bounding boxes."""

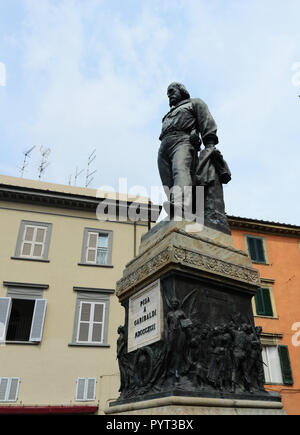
[
  {"left": 256, "top": 239, "right": 266, "bottom": 263},
  {"left": 278, "top": 345, "right": 293, "bottom": 385},
  {"left": 255, "top": 289, "right": 265, "bottom": 315},
  {"left": 247, "top": 237, "right": 257, "bottom": 261},
  {"left": 255, "top": 288, "right": 273, "bottom": 317},
  {"left": 247, "top": 237, "right": 266, "bottom": 263},
  {"left": 262, "top": 288, "right": 273, "bottom": 317}
]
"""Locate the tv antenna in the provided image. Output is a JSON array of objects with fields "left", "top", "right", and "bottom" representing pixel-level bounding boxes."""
[
  {"left": 85, "top": 149, "right": 97, "bottom": 188},
  {"left": 38, "top": 146, "right": 51, "bottom": 180},
  {"left": 74, "top": 167, "right": 84, "bottom": 186},
  {"left": 20, "top": 145, "right": 36, "bottom": 177}
]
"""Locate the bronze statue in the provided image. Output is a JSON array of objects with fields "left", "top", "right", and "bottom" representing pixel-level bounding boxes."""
[
  {"left": 158, "top": 82, "right": 231, "bottom": 232},
  {"left": 116, "top": 326, "right": 130, "bottom": 394},
  {"left": 165, "top": 297, "right": 191, "bottom": 382},
  {"left": 230, "top": 323, "right": 253, "bottom": 393},
  {"left": 164, "top": 290, "right": 197, "bottom": 383}
]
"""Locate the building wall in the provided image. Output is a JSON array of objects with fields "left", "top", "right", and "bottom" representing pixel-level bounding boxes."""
[
  {"left": 231, "top": 228, "right": 300, "bottom": 415},
  {"left": 1, "top": 175, "right": 299, "bottom": 415},
  {"left": 0, "top": 197, "right": 149, "bottom": 413}
]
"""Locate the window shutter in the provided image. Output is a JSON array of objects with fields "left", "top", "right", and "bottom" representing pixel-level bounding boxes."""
[
  {"left": 76, "top": 378, "right": 86, "bottom": 401},
  {"left": 77, "top": 302, "right": 92, "bottom": 342},
  {"left": 0, "top": 378, "right": 8, "bottom": 401},
  {"left": 86, "top": 232, "right": 98, "bottom": 263},
  {"left": 262, "top": 288, "right": 273, "bottom": 317},
  {"left": 7, "top": 378, "right": 20, "bottom": 401},
  {"left": 35, "top": 227, "right": 46, "bottom": 243},
  {"left": 254, "top": 289, "right": 265, "bottom": 315},
  {"left": 21, "top": 225, "right": 35, "bottom": 256},
  {"left": 256, "top": 239, "right": 266, "bottom": 263},
  {"left": 0, "top": 298, "right": 12, "bottom": 342},
  {"left": 247, "top": 237, "right": 257, "bottom": 261},
  {"left": 0, "top": 378, "right": 19, "bottom": 402},
  {"left": 278, "top": 345, "right": 294, "bottom": 385},
  {"left": 32, "top": 227, "right": 46, "bottom": 257},
  {"left": 76, "top": 378, "right": 96, "bottom": 401},
  {"left": 255, "top": 288, "right": 273, "bottom": 317},
  {"left": 247, "top": 237, "right": 266, "bottom": 263},
  {"left": 20, "top": 225, "right": 47, "bottom": 258},
  {"left": 29, "top": 299, "right": 47, "bottom": 342},
  {"left": 86, "top": 379, "right": 96, "bottom": 400},
  {"left": 92, "top": 303, "right": 105, "bottom": 343}
]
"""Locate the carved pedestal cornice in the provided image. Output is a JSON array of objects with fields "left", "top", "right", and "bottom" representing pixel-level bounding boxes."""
[{"left": 116, "top": 243, "right": 260, "bottom": 299}]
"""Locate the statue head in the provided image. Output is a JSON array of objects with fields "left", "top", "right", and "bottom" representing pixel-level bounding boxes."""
[
  {"left": 117, "top": 325, "right": 124, "bottom": 334},
  {"left": 170, "top": 297, "right": 180, "bottom": 309},
  {"left": 255, "top": 326, "right": 263, "bottom": 336},
  {"left": 167, "top": 82, "right": 190, "bottom": 107},
  {"left": 241, "top": 323, "right": 250, "bottom": 333}
]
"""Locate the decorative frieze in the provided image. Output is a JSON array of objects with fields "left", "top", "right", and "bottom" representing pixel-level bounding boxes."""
[{"left": 116, "top": 244, "right": 260, "bottom": 297}]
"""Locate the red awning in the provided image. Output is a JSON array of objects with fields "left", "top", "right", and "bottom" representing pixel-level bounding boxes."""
[{"left": 0, "top": 405, "right": 98, "bottom": 415}]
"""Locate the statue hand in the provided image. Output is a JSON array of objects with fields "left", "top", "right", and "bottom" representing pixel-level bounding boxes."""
[{"left": 189, "top": 130, "right": 201, "bottom": 149}]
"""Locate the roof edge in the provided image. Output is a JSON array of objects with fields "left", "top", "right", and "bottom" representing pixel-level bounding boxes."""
[{"left": 228, "top": 215, "right": 300, "bottom": 236}]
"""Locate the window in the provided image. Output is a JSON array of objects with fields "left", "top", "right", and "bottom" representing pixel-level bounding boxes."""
[
  {"left": 76, "top": 378, "right": 96, "bottom": 401},
  {"left": 80, "top": 228, "right": 113, "bottom": 266},
  {"left": 262, "top": 345, "right": 293, "bottom": 385},
  {"left": 0, "top": 378, "right": 20, "bottom": 402},
  {"left": 6, "top": 299, "right": 36, "bottom": 341},
  {"left": 254, "top": 288, "right": 274, "bottom": 317},
  {"left": 246, "top": 235, "right": 267, "bottom": 264},
  {"left": 70, "top": 288, "right": 114, "bottom": 347},
  {"left": 0, "top": 283, "right": 48, "bottom": 343},
  {"left": 77, "top": 302, "right": 105, "bottom": 344},
  {"left": 14, "top": 221, "right": 52, "bottom": 261}
]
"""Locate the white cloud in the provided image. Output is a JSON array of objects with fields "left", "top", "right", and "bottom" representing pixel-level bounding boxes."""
[
  {"left": 2, "top": 0, "right": 299, "bottom": 224},
  {"left": 19, "top": 0, "right": 175, "bottom": 188},
  {"left": 179, "top": 0, "right": 300, "bottom": 223}
]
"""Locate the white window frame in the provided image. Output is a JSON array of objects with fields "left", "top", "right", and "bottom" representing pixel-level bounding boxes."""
[
  {"left": 85, "top": 232, "right": 109, "bottom": 265},
  {"left": 76, "top": 301, "right": 105, "bottom": 344},
  {"left": 244, "top": 234, "right": 269, "bottom": 264},
  {"left": 81, "top": 228, "right": 113, "bottom": 267},
  {"left": 76, "top": 378, "right": 96, "bottom": 402},
  {"left": 1, "top": 296, "right": 47, "bottom": 344},
  {"left": 0, "top": 378, "right": 20, "bottom": 402},
  {"left": 262, "top": 345, "right": 284, "bottom": 384},
  {"left": 20, "top": 225, "right": 47, "bottom": 259}
]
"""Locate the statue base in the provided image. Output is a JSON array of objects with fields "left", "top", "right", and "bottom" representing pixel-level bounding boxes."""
[
  {"left": 105, "top": 395, "right": 285, "bottom": 415},
  {"left": 114, "top": 219, "right": 284, "bottom": 412}
]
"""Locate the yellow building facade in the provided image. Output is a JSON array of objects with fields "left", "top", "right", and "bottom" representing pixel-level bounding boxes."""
[
  {"left": 0, "top": 175, "right": 159, "bottom": 414},
  {"left": 1, "top": 174, "right": 299, "bottom": 415}
]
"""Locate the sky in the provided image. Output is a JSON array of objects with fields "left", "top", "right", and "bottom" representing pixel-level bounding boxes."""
[{"left": 0, "top": 0, "right": 299, "bottom": 225}]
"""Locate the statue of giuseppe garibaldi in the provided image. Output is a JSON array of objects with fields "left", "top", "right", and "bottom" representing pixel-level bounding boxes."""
[{"left": 158, "top": 82, "right": 231, "bottom": 233}]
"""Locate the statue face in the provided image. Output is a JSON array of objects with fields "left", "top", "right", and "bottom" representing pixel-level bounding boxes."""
[
  {"left": 167, "top": 85, "right": 183, "bottom": 107},
  {"left": 171, "top": 299, "right": 179, "bottom": 309}
]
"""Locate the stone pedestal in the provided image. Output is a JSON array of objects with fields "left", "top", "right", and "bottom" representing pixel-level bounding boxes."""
[
  {"left": 109, "top": 220, "right": 285, "bottom": 415},
  {"left": 106, "top": 396, "right": 286, "bottom": 415}
]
